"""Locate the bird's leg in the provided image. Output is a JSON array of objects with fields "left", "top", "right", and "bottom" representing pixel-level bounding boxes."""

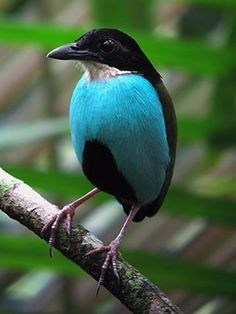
[
  {"left": 41, "top": 187, "right": 100, "bottom": 257},
  {"left": 86, "top": 204, "right": 140, "bottom": 294}
]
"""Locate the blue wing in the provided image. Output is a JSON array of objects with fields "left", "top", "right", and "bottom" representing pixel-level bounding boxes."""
[{"left": 70, "top": 73, "right": 170, "bottom": 205}]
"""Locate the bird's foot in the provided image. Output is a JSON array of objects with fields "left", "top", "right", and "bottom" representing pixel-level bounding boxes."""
[
  {"left": 41, "top": 189, "right": 100, "bottom": 258},
  {"left": 86, "top": 238, "right": 121, "bottom": 295},
  {"left": 41, "top": 204, "right": 75, "bottom": 257}
]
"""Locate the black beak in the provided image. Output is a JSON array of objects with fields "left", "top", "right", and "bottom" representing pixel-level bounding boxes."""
[{"left": 47, "top": 43, "right": 95, "bottom": 61}]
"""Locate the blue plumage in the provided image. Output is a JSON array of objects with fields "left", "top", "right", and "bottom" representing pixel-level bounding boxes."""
[{"left": 70, "top": 73, "right": 170, "bottom": 204}]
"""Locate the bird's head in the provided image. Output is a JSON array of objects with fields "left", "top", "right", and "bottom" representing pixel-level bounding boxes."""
[{"left": 47, "top": 28, "right": 161, "bottom": 82}]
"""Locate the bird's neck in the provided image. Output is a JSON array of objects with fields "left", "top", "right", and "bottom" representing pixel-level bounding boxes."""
[{"left": 80, "top": 61, "right": 132, "bottom": 81}]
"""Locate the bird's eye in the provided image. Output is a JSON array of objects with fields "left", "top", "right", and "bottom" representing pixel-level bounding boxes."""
[{"left": 99, "top": 39, "right": 116, "bottom": 54}]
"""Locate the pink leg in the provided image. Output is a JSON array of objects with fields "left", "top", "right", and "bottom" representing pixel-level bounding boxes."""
[
  {"left": 86, "top": 204, "right": 140, "bottom": 294},
  {"left": 41, "top": 187, "right": 100, "bottom": 257}
]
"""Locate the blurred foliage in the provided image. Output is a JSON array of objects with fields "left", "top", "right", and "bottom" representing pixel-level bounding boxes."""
[
  {"left": 0, "top": 0, "right": 236, "bottom": 312},
  {"left": 0, "top": 19, "right": 235, "bottom": 75},
  {"left": 0, "top": 118, "right": 68, "bottom": 151},
  {"left": 1, "top": 234, "right": 236, "bottom": 297},
  {"left": 178, "top": 0, "right": 236, "bottom": 7},
  {"left": 90, "top": 0, "right": 154, "bottom": 30}
]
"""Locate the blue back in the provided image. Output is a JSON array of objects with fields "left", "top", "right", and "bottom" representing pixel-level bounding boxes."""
[{"left": 70, "top": 73, "right": 170, "bottom": 204}]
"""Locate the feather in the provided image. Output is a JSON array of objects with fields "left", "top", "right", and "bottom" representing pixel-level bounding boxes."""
[{"left": 70, "top": 72, "right": 171, "bottom": 208}]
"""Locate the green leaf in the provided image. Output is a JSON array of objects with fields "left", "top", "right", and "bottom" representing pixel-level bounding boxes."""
[
  {"left": 193, "top": 175, "right": 236, "bottom": 197},
  {"left": 178, "top": 0, "right": 236, "bottom": 8},
  {"left": 164, "top": 188, "right": 236, "bottom": 225},
  {"left": 0, "top": 118, "right": 69, "bottom": 151},
  {"left": 179, "top": 116, "right": 236, "bottom": 147},
  {"left": 2, "top": 165, "right": 236, "bottom": 225},
  {"left": 0, "top": 19, "right": 83, "bottom": 47},
  {"left": 1, "top": 164, "right": 109, "bottom": 203},
  {"left": 0, "top": 234, "right": 235, "bottom": 297},
  {"left": 0, "top": 234, "right": 83, "bottom": 275},
  {"left": 178, "top": 117, "right": 216, "bottom": 143},
  {"left": 124, "top": 249, "right": 236, "bottom": 297},
  {"left": 0, "top": 19, "right": 235, "bottom": 76}
]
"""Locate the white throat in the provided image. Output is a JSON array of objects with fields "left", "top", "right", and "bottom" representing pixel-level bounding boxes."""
[{"left": 79, "top": 61, "right": 131, "bottom": 81}]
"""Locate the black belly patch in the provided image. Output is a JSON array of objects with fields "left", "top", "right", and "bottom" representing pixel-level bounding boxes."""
[{"left": 82, "top": 140, "right": 137, "bottom": 203}]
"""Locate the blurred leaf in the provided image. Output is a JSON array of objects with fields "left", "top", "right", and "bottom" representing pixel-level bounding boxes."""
[
  {"left": 0, "top": 19, "right": 82, "bottom": 47},
  {"left": 178, "top": 0, "right": 236, "bottom": 8},
  {"left": 0, "top": 0, "right": 25, "bottom": 13},
  {"left": 124, "top": 250, "right": 236, "bottom": 297},
  {"left": 178, "top": 117, "right": 216, "bottom": 143},
  {"left": 2, "top": 165, "right": 236, "bottom": 225},
  {"left": 0, "top": 118, "right": 69, "bottom": 151},
  {"left": 164, "top": 188, "right": 236, "bottom": 225},
  {"left": 0, "top": 19, "right": 235, "bottom": 76},
  {"left": 2, "top": 165, "right": 93, "bottom": 198},
  {"left": 0, "top": 234, "right": 235, "bottom": 297},
  {"left": 2, "top": 164, "right": 109, "bottom": 203},
  {"left": 192, "top": 174, "right": 236, "bottom": 197},
  {"left": 91, "top": 0, "right": 153, "bottom": 30},
  {"left": 137, "top": 36, "right": 236, "bottom": 77},
  {"left": 0, "top": 234, "right": 83, "bottom": 275}
]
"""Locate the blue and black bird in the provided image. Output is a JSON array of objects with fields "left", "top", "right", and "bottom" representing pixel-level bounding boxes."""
[{"left": 44, "top": 28, "right": 177, "bottom": 290}]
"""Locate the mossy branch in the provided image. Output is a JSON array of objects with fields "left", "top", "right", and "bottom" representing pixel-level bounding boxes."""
[{"left": 0, "top": 167, "right": 182, "bottom": 314}]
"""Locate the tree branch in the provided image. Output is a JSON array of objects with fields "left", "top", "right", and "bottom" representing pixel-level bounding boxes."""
[{"left": 0, "top": 168, "right": 182, "bottom": 314}]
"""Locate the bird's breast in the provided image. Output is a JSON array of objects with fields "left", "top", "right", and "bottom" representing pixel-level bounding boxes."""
[{"left": 69, "top": 73, "right": 170, "bottom": 204}]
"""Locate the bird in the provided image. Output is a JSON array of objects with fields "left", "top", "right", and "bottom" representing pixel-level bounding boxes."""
[{"left": 43, "top": 28, "right": 177, "bottom": 292}]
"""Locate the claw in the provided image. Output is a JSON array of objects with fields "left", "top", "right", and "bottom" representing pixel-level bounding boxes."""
[
  {"left": 41, "top": 216, "right": 57, "bottom": 236},
  {"left": 49, "top": 245, "right": 54, "bottom": 258},
  {"left": 86, "top": 240, "right": 120, "bottom": 295},
  {"left": 66, "top": 212, "right": 72, "bottom": 235},
  {"left": 41, "top": 188, "right": 100, "bottom": 256},
  {"left": 41, "top": 205, "right": 75, "bottom": 257},
  {"left": 96, "top": 283, "right": 102, "bottom": 297},
  {"left": 112, "top": 254, "right": 120, "bottom": 281},
  {"left": 85, "top": 245, "right": 109, "bottom": 256}
]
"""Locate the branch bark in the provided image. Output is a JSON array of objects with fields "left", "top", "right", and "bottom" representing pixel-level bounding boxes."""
[{"left": 0, "top": 168, "right": 182, "bottom": 314}]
